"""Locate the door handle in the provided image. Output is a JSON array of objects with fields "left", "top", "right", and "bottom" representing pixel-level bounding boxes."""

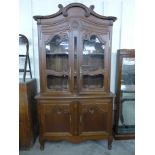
[
  {"left": 80, "top": 67, "right": 82, "bottom": 79},
  {"left": 70, "top": 114, "right": 72, "bottom": 123},
  {"left": 69, "top": 66, "right": 71, "bottom": 79},
  {"left": 80, "top": 67, "right": 82, "bottom": 74},
  {"left": 80, "top": 115, "right": 82, "bottom": 124}
]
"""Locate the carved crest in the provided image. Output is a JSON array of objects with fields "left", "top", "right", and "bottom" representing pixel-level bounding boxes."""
[
  {"left": 70, "top": 21, "right": 79, "bottom": 29},
  {"left": 33, "top": 3, "right": 117, "bottom": 22}
]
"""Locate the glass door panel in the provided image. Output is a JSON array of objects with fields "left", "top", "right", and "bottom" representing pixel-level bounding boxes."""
[
  {"left": 118, "top": 57, "right": 135, "bottom": 134},
  {"left": 45, "top": 34, "right": 70, "bottom": 91},
  {"left": 47, "top": 75, "right": 68, "bottom": 90},
  {"left": 80, "top": 34, "right": 105, "bottom": 91}
]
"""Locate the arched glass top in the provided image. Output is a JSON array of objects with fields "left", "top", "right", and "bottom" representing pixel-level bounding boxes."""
[
  {"left": 46, "top": 35, "right": 69, "bottom": 54},
  {"left": 83, "top": 35, "right": 105, "bottom": 55}
]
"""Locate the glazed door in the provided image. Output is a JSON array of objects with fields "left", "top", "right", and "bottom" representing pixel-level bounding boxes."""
[
  {"left": 79, "top": 100, "right": 112, "bottom": 135},
  {"left": 42, "top": 31, "right": 74, "bottom": 94},
  {"left": 39, "top": 101, "right": 74, "bottom": 136},
  {"left": 78, "top": 31, "right": 110, "bottom": 94}
]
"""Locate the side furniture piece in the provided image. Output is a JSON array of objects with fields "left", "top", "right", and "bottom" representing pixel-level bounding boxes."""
[
  {"left": 19, "top": 34, "right": 32, "bottom": 81},
  {"left": 33, "top": 3, "right": 116, "bottom": 150},
  {"left": 19, "top": 79, "right": 38, "bottom": 149},
  {"left": 114, "top": 49, "right": 135, "bottom": 140}
]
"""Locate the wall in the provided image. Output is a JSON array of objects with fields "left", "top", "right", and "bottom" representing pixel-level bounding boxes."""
[
  {"left": 120, "top": 0, "right": 135, "bottom": 48},
  {"left": 19, "top": 0, "right": 34, "bottom": 78},
  {"left": 19, "top": 0, "right": 135, "bottom": 92}
]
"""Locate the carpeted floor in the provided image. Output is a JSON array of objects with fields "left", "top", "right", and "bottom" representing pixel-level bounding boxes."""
[{"left": 19, "top": 138, "right": 135, "bottom": 155}]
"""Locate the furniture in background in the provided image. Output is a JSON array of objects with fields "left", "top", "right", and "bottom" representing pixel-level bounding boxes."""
[
  {"left": 114, "top": 49, "right": 135, "bottom": 140},
  {"left": 19, "top": 34, "right": 32, "bottom": 81},
  {"left": 19, "top": 79, "right": 38, "bottom": 149},
  {"left": 19, "top": 34, "right": 38, "bottom": 149},
  {"left": 33, "top": 3, "right": 116, "bottom": 150}
]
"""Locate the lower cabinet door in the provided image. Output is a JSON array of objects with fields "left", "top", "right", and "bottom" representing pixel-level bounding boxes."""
[
  {"left": 39, "top": 101, "right": 73, "bottom": 136},
  {"left": 79, "top": 100, "right": 112, "bottom": 135}
]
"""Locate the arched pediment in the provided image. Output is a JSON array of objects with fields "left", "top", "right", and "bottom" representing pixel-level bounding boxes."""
[{"left": 33, "top": 3, "right": 117, "bottom": 22}]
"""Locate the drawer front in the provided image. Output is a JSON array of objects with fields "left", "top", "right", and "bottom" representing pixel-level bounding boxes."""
[{"left": 79, "top": 99, "right": 112, "bottom": 134}]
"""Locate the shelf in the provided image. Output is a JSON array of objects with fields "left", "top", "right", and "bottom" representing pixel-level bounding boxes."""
[
  {"left": 46, "top": 69, "right": 104, "bottom": 77},
  {"left": 73, "top": 53, "right": 104, "bottom": 56},
  {"left": 46, "top": 52, "right": 69, "bottom": 55},
  {"left": 71, "top": 69, "right": 104, "bottom": 76},
  {"left": 83, "top": 52, "right": 104, "bottom": 56},
  {"left": 72, "top": 70, "right": 104, "bottom": 76},
  {"left": 82, "top": 69, "right": 104, "bottom": 76},
  {"left": 46, "top": 69, "right": 69, "bottom": 76}
]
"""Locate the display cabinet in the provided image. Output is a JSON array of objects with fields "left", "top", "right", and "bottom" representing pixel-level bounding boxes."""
[
  {"left": 34, "top": 3, "right": 116, "bottom": 150},
  {"left": 114, "top": 49, "right": 135, "bottom": 140}
]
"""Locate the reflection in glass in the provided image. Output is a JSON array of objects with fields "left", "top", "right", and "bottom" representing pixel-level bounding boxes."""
[
  {"left": 47, "top": 75, "right": 68, "bottom": 90},
  {"left": 82, "top": 35, "right": 105, "bottom": 90},
  {"left": 82, "top": 55, "right": 104, "bottom": 72},
  {"left": 83, "top": 35, "right": 105, "bottom": 54},
  {"left": 121, "top": 58, "right": 135, "bottom": 86},
  {"left": 118, "top": 57, "right": 135, "bottom": 134},
  {"left": 118, "top": 96, "right": 135, "bottom": 134},
  {"left": 46, "top": 55, "right": 68, "bottom": 72},
  {"left": 46, "top": 35, "right": 69, "bottom": 54},
  {"left": 83, "top": 75, "right": 104, "bottom": 89}
]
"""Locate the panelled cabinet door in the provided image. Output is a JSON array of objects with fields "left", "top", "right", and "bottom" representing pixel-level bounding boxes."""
[
  {"left": 79, "top": 101, "right": 111, "bottom": 135},
  {"left": 41, "top": 29, "right": 74, "bottom": 94},
  {"left": 78, "top": 30, "right": 110, "bottom": 94},
  {"left": 39, "top": 101, "right": 73, "bottom": 136}
]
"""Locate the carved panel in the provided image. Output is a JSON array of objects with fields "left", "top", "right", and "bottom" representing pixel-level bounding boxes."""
[
  {"left": 44, "top": 104, "right": 70, "bottom": 115},
  {"left": 45, "top": 33, "right": 69, "bottom": 45},
  {"left": 42, "top": 103, "right": 71, "bottom": 133},
  {"left": 70, "top": 20, "right": 80, "bottom": 30},
  {"left": 79, "top": 102, "right": 109, "bottom": 133},
  {"left": 81, "top": 104, "right": 108, "bottom": 114},
  {"left": 82, "top": 33, "right": 106, "bottom": 45}
]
